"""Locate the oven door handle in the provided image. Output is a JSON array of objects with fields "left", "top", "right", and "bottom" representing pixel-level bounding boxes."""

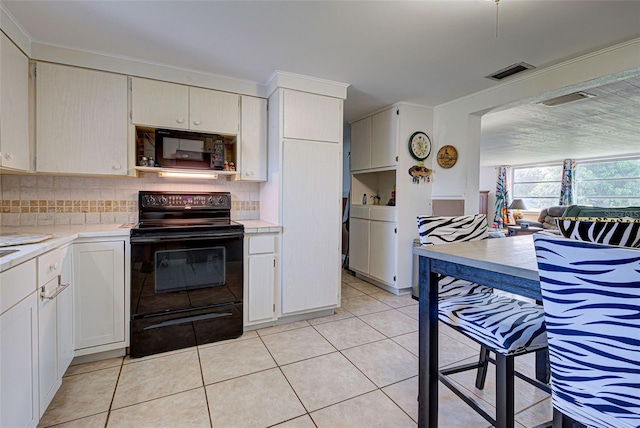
[{"left": 131, "top": 231, "right": 244, "bottom": 244}]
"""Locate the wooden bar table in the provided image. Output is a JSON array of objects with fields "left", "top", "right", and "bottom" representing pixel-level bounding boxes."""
[{"left": 412, "top": 235, "right": 541, "bottom": 428}]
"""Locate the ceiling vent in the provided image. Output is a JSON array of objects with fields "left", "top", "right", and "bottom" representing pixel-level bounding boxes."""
[
  {"left": 486, "top": 62, "right": 535, "bottom": 81},
  {"left": 540, "top": 91, "right": 596, "bottom": 107}
]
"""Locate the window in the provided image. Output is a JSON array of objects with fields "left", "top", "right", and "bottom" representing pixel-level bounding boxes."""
[
  {"left": 575, "top": 159, "right": 640, "bottom": 207},
  {"left": 512, "top": 165, "right": 562, "bottom": 210}
]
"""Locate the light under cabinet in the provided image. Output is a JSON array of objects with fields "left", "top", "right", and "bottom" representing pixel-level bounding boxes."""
[{"left": 134, "top": 166, "right": 239, "bottom": 180}]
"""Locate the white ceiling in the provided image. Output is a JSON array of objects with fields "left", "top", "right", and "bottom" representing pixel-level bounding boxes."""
[{"left": 3, "top": 0, "right": 640, "bottom": 166}]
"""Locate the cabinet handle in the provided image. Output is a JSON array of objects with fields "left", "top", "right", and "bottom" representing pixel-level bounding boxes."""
[
  {"left": 176, "top": 118, "right": 184, "bottom": 124},
  {"left": 5, "top": 153, "right": 14, "bottom": 160},
  {"left": 40, "top": 275, "right": 70, "bottom": 300},
  {"left": 245, "top": 171, "right": 254, "bottom": 176},
  {"left": 193, "top": 120, "right": 201, "bottom": 126},
  {"left": 113, "top": 164, "right": 122, "bottom": 170}
]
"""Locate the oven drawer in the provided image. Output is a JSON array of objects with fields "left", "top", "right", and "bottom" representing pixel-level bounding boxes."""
[
  {"left": 130, "top": 303, "right": 243, "bottom": 358},
  {"left": 248, "top": 235, "right": 275, "bottom": 255}
]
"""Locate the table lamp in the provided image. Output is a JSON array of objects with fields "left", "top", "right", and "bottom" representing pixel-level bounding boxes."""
[{"left": 509, "top": 199, "right": 527, "bottom": 220}]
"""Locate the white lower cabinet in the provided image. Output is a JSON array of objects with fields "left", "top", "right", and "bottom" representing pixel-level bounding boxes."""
[
  {"left": 244, "top": 233, "right": 278, "bottom": 326},
  {"left": 0, "top": 260, "right": 39, "bottom": 428},
  {"left": 73, "top": 239, "right": 127, "bottom": 354},
  {"left": 38, "top": 245, "right": 74, "bottom": 416},
  {"left": 348, "top": 206, "right": 397, "bottom": 287},
  {"left": 369, "top": 220, "right": 397, "bottom": 285}
]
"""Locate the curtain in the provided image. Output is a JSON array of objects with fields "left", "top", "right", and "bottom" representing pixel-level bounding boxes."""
[
  {"left": 559, "top": 159, "right": 575, "bottom": 206},
  {"left": 493, "top": 166, "right": 510, "bottom": 228}
]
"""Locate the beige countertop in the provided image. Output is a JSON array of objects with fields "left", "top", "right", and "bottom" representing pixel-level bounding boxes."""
[
  {"left": 0, "top": 224, "right": 131, "bottom": 273},
  {"left": 0, "top": 220, "right": 281, "bottom": 272}
]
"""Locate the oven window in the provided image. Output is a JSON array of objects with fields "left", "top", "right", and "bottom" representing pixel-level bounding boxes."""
[{"left": 155, "top": 246, "right": 226, "bottom": 293}]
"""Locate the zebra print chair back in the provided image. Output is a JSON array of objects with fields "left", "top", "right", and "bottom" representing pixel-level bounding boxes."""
[
  {"left": 416, "top": 214, "right": 491, "bottom": 298},
  {"left": 417, "top": 214, "right": 488, "bottom": 246},
  {"left": 533, "top": 234, "right": 640, "bottom": 428}
]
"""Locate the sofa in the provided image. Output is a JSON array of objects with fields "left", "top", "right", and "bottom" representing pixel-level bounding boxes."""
[
  {"left": 517, "top": 205, "right": 567, "bottom": 229},
  {"left": 517, "top": 205, "right": 640, "bottom": 230}
]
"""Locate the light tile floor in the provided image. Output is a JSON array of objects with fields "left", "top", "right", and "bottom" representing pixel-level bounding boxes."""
[{"left": 39, "top": 271, "right": 552, "bottom": 428}]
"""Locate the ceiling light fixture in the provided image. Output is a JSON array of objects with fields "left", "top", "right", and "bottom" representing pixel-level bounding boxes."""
[
  {"left": 540, "top": 91, "right": 597, "bottom": 107},
  {"left": 157, "top": 170, "right": 219, "bottom": 179}
]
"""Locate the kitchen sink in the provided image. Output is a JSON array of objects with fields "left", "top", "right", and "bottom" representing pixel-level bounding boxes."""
[{"left": 0, "top": 249, "right": 19, "bottom": 258}]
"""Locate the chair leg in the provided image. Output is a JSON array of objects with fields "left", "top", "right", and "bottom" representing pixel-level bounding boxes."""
[
  {"left": 495, "top": 353, "right": 515, "bottom": 428},
  {"left": 536, "top": 348, "right": 551, "bottom": 384},
  {"left": 475, "top": 346, "right": 491, "bottom": 389}
]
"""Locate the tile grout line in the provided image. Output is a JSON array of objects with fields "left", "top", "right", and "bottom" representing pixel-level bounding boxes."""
[
  {"left": 195, "top": 345, "right": 215, "bottom": 428},
  {"left": 104, "top": 356, "right": 125, "bottom": 427}
]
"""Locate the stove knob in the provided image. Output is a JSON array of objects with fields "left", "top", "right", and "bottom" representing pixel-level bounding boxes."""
[
  {"left": 218, "top": 196, "right": 226, "bottom": 206},
  {"left": 146, "top": 196, "right": 156, "bottom": 205},
  {"left": 158, "top": 196, "right": 168, "bottom": 206},
  {"left": 207, "top": 196, "right": 216, "bottom": 206}
]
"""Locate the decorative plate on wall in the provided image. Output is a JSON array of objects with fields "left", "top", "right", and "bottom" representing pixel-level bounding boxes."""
[
  {"left": 437, "top": 145, "right": 458, "bottom": 168},
  {"left": 408, "top": 131, "right": 431, "bottom": 161}
]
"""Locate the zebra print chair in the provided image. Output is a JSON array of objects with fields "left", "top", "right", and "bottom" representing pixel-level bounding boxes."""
[
  {"left": 417, "top": 214, "right": 492, "bottom": 299},
  {"left": 534, "top": 234, "right": 640, "bottom": 428},
  {"left": 417, "top": 215, "right": 550, "bottom": 427}
]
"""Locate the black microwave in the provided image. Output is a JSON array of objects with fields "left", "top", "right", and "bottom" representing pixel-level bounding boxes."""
[{"left": 154, "top": 129, "right": 227, "bottom": 170}]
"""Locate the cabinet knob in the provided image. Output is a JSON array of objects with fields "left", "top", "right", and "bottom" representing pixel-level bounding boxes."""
[
  {"left": 49, "top": 262, "right": 59, "bottom": 271},
  {"left": 176, "top": 118, "right": 184, "bottom": 124},
  {"left": 193, "top": 120, "right": 201, "bottom": 126},
  {"left": 5, "top": 153, "right": 14, "bottom": 160},
  {"left": 113, "top": 164, "right": 122, "bottom": 170},
  {"left": 245, "top": 171, "right": 254, "bottom": 176}
]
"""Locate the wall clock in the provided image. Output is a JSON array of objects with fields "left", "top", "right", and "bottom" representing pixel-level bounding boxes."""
[
  {"left": 437, "top": 145, "right": 458, "bottom": 168},
  {"left": 408, "top": 131, "right": 431, "bottom": 161}
]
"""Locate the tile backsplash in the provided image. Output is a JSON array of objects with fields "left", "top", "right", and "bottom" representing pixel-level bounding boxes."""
[{"left": 0, "top": 173, "right": 260, "bottom": 226}]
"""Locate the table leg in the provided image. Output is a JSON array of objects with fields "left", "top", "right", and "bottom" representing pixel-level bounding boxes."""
[{"left": 418, "top": 256, "right": 439, "bottom": 428}]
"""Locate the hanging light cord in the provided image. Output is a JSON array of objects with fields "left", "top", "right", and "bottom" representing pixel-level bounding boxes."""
[{"left": 495, "top": 0, "right": 500, "bottom": 38}]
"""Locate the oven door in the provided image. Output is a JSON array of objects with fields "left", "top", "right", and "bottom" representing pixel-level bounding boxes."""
[
  {"left": 130, "top": 229, "right": 243, "bottom": 357},
  {"left": 130, "top": 230, "right": 243, "bottom": 316}
]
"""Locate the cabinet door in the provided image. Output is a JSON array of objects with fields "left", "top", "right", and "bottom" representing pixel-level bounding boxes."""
[
  {"left": 73, "top": 241, "right": 125, "bottom": 350},
  {"left": 1, "top": 293, "right": 39, "bottom": 428},
  {"left": 281, "top": 140, "right": 341, "bottom": 314},
  {"left": 349, "top": 117, "right": 371, "bottom": 171},
  {"left": 238, "top": 96, "right": 267, "bottom": 181},
  {"left": 36, "top": 63, "right": 128, "bottom": 175},
  {"left": 58, "top": 246, "right": 74, "bottom": 376},
  {"left": 0, "top": 33, "right": 30, "bottom": 171},
  {"left": 371, "top": 108, "right": 397, "bottom": 169},
  {"left": 247, "top": 253, "right": 276, "bottom": 324},
  {"left": 38, "top": 277, "right": 60, "bottom": 415},
  {"left": 130, "top": 77, "right": 189, "bottom": 130},
  {"left": 190, "top": 87, "right": 239, "bottom": 135},
  {"left": 348, "top": 217, "right": 370, "bottom": 274},
  {"left": 283, "top": 90, "right": 342, "bottom": 143},
  {"left": 369, "top": 221, "right": 397, "bottom": 285}
]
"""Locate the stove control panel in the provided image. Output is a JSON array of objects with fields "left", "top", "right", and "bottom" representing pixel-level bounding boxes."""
[{"left": 139, "top": 192, "right": 231, "bottom": 209}]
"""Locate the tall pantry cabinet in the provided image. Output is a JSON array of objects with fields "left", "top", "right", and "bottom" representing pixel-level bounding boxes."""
[
  {"left": 261, "top": 74, "right": 348, "bottom": 317},
  {"left": 349, "top": 103, "right": 433, "bottom": 294}
]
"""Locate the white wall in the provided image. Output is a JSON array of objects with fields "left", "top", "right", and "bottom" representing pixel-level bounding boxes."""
[{"left": 432, "top": 38, "right": 640, "bottom": 215}]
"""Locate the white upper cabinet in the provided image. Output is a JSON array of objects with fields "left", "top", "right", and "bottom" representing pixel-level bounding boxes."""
[
  {"left": 0, "top": 33, "right": 30, "bottom": 171},
  {"left": 371, "top": 107, "right": 397, "bottom": 169},
  {"left": 282, "top": 90, "right": 342, "bottom": 143},
  {"left": 349, "top": 117, "right": 372, "bottom": 171},
  {"left": 190, "top": 87, "right": 239, "bottom": 135},
  {"left": 349, "top": 107, "right": 397, "bottom": 171},
  {"left": 130, "top": 78, "right": 189, "bottom": 130},
  {"left": 130, "top": 77, "right": 239, "bottom": 135},
  {"left": 36, "top": 63, "right": 128, "bottom": 175},
  {"left": 237, "top": 95, "right": 267, "bottom": 181}
]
